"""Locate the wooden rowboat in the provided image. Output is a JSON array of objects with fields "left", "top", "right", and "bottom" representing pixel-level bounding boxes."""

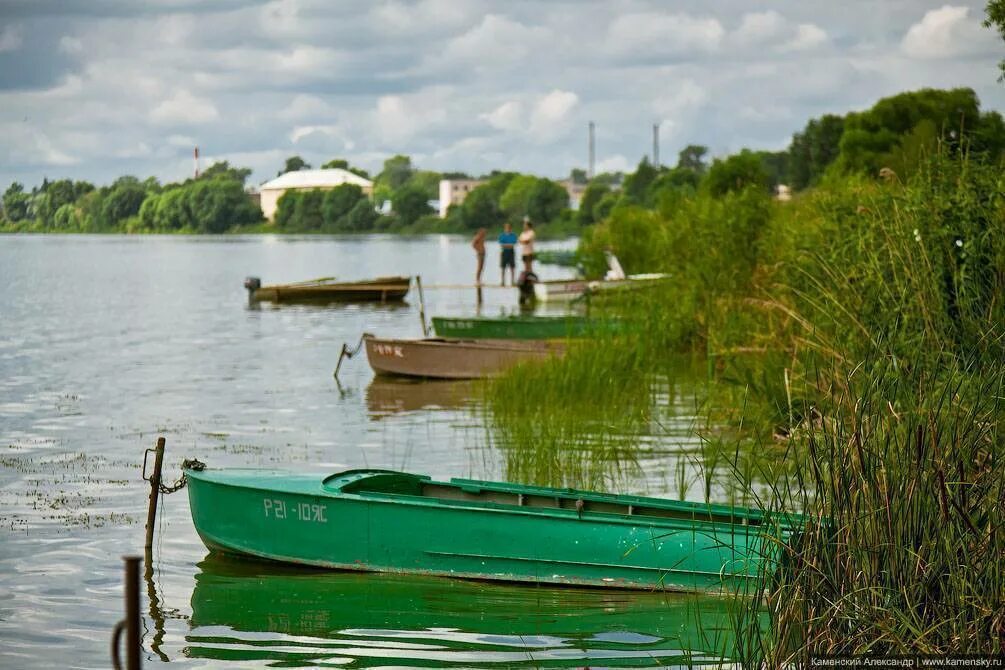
[
  {"left": 185, "top": 466, "right": 798, "bottom": 593},
  {"left": 431, "top": 315, "right": 619, "bottom": 340},
  {"left": 363, "top": 334, "right": 564, "bottom": 379},
  {"left": 533, "top": 274, "right": 670, "bottom": 303},
  {"left": 244, "top": 275, "right": 411, "bottom": 303}
]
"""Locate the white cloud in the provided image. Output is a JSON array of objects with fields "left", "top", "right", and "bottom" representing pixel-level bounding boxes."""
[
  {"left": 436, "top": 14, "right": 552, "bottom": 67},
  {"left": 289, "top": 124, "right": 353, "bottom": 150},
  {"left": 374, "top": 87, "right": 451, "bottom": 143},
  {"left": 149, "top": 90, "right": 219, "bottom": 126},
  {"left": 481, "top": 100, "right": 524, "bottom": 131},
  {"left": 732, "top": 12, "right": 827, "bottom": 53},
  {"left": 529, "top": 90, "right": 579, "bottom": 137},
  {"left": 653, "top": 79, "right": 708, "bottom": 122},
  {"left": 607, "top": 12, "right": 724, "bottom": 57},
  {"left": 0, "top": 25, "right": 23, "bottom": 53},
  {"left": 372, "top": 0, "right": 482, "bottom": 35},
  {"left": 733, "top": 11, "right": 787, "bottom": 47},
  {"left": 278, "top": 94, "right": 332, "bottom": 121},
  {"left": 901, "top": 5, "right": 995, "bottom": 59},
  {"left": 781, "top": 24, "right": 828, "bottom": 52}
]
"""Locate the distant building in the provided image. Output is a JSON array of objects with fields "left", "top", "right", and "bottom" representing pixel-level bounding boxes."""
[
  {"left": 775, "top": 184, "right": 792, "bottom": 202},
  {"left": 558, "top": 179, "right": 588, "bottom": 211},
  {"left": 438, "top": 179, "right": 485, "bottom": 218},
  {"left": 258, "top": 169, "right": 374, "bottom": 222}
]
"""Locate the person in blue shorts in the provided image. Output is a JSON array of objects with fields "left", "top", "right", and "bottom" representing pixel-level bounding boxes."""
[{"left": 499, "top": 222, "right": 517, "bottom": 286}]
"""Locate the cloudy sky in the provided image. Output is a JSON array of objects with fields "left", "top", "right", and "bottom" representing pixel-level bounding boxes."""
[{"left": 0, "top": 0, "right": 1002, "bottom": 190}]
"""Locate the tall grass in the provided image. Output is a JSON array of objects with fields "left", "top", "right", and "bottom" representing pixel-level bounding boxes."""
[
  {"left": 756, "top": 358, "right": 1005, "bottom": 661},
  {"left": 487, "top": 148, "right": 1005, "bottom": 658}
]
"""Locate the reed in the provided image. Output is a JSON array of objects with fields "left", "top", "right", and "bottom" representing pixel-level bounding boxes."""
[{"left": 487, "top": 148, "right": 1005, "bottom": 659}]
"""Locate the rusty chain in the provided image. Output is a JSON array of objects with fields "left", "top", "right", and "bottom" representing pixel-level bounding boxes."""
[{"left": 156, "top": 458, "right": 205, "bottom": 495}]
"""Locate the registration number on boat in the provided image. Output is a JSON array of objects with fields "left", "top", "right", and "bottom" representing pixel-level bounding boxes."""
[
  {"left": 373, "top": 343, "right": 404, "bottom": 358},
  {"left": 263, "top": 498, "right": 327, "bottom": 523}
]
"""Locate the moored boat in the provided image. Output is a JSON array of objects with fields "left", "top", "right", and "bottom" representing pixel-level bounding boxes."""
[
  {"left": 533, "top": 274, "right": 671, "bottom": 303},
  {"left": 185, "top": 465, "right": 798, "bottom": 593},
  {"left": 431, "top": 315, "right": 618, "bottom": 340},
  {"left": 244, "top": 275, "right": 411, "bottom": 303},
  {"left": 364, "top": 334, "right": 563, "bottom": 379}
]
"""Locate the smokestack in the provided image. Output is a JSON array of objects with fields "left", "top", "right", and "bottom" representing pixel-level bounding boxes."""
[
  {"left": 194, "top": 146, "right": 200, "bottom": 179},
  {"left": 588, "top": 121, "right": 595, "bottom": 179},
  {"left": 652, "top": 123, "right": 660, "bottom": 168}
]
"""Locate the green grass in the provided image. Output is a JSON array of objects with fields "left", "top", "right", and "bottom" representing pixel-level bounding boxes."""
[{"left": 486, "top": 148, "right": 1005, "bottom": 661}]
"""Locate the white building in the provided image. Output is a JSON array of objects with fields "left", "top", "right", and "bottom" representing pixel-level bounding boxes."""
[
  {"left": 258, "top": 169, "right": 374, "bottom": 222},
  {"left": 438, "top": 178, "right": 485, "bottom": 218}
]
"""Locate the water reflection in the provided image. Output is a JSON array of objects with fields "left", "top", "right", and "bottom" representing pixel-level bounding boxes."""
[
  {"left": 365, "top": 378, "right": 479, "bottom": 419},
  {"left": 186, "top": 554, "right": 753, "bottom": 668}
]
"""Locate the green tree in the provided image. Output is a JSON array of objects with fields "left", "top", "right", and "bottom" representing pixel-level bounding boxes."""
[
  {"left": 52, "top": 203, "right": 82, "bottom": 231},
  {"left": 570, "top": 168, "right": 588, "bottom": 184},
  {"left": 201, "top": 161, "right": 252, "bottom": 184},
  {"left": 461, "top": 186, "right": 504, "bottom": 230},
  {"left": 404, "top": 170, "right": 441, "bottom": 198},
  {"left": 499, "top": 175, "right": 537, "bottom": 220},
  {"left": 273, "top": 191, "right": 298, "bottom": 229},
  {"left": 377, "top": 155, "right": 414, "bottom": 191},
  {"left": 986, "top": 0, "right": 1005, "bottom": 79},
  {"left": 321, "top": 184, "right": 365, "bottom": 228},
  {"left": 787, "top": 114, "right": 845, "bottom": 189},
  {"left": 100, "top": 177, "right": 147, "bottom": 227},
  {"left": 576, "top": 182, "right": 611, "bottom": 226},
  {"left": 706, "top": 150, "right": 772, "bottom": 196},
  {"left": 526, "top": 178, "right": 568, "bottom": 223},
  {"left": 676, "top": 145, "right": 709, "bottom": 173},
  {"left": 391, "top": 183, "right": 433, "bottom": 226},
  {"left": 279, "top": 156, "right": 310, "bottom": 176},
  {"left": 622, "top": 158, "right": 658, "bottom": 205},
  {"left": 321, "top": 158, "right": 370, "bottom": 179},
  {"left": 2, "top": 182, "right": 30, "bottom": 222},
  {"left": 836, "top": 88, "right": 981, "bottom": 176},
  {"left": 291, "top": 189, "right": 324, "bottom": 231},
  {"left": 344, "top": 198, "right": 378, "bottom": 231}
]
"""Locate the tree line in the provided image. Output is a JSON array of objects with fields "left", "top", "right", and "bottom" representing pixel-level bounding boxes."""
[{"left": 3, "top": 87, "right": 1003, "bottom": 235}]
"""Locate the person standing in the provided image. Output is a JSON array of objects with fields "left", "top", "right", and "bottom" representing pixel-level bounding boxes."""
[
  {"left": 518, "top": 216, "right": 536, "bottom": 273},
  {"left": 499, "top": 222, "right": 517, "bottom": 286},
  {"left": 471, "top": 228, "right": 487, "bottom": 285}
]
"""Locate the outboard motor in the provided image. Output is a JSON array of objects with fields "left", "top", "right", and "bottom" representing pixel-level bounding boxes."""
[
  {"left": 244, "top": 276, "right": 261, "bottom": 299},
  {"left": 517, "top": 271, "right": 538, "bottom": 306}
]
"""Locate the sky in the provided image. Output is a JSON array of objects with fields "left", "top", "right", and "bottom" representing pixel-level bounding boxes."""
[{"left": 0, "top": 0, "right": 1003, "bottom": 190}]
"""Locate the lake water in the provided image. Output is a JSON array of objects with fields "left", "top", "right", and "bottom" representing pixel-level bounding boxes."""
[{"left": 0, "top": 234, "right": 738, "bottom": 669}]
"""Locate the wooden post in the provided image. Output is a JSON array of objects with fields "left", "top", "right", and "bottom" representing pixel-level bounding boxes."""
[
  {"left": 144, "top": 437, "right": 165, "bottom": 551},
  {"left": 415, "top": 275, "right": 429, "bottom": 336},
  {"left": 111, "top": 555, "right": 142, "bottom": 669}
]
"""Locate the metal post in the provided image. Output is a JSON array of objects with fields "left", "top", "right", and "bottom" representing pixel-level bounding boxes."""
[
  {"left": 111, "top": 555, "right": 142, "bottom": 669},
  {"left": 415, "top": 275, "right": 429, "bottom": 337},
  {"left": 652, "top": 122, "right": 660, "bottom": 168},
  {"left": 588, "top": 121, "right": 595, "bottom": 179},
  {"left": 144, "top": 437, "right": 165, "bottom": 551}
]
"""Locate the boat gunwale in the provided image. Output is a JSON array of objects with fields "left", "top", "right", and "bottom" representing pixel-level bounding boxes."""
[
  {"left": 363, "top": 334, "right": 564, "bottom": 353},
  {"left": 259, "top": 275, "right": 411, "bottom": 291},
  {"left": 185, "top": 467, "right": 798, "bottom": 532}
]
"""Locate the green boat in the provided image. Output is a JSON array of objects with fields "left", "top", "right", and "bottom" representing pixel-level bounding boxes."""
[
  {"left": 186, "top": 465, "right": 797, "bottom": 593},
  {"left": 431, "top": 315, "right": 617, "bottom": 340},
  {"left": 186, "top": 553, "right": 762, "bottom": 667}
]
